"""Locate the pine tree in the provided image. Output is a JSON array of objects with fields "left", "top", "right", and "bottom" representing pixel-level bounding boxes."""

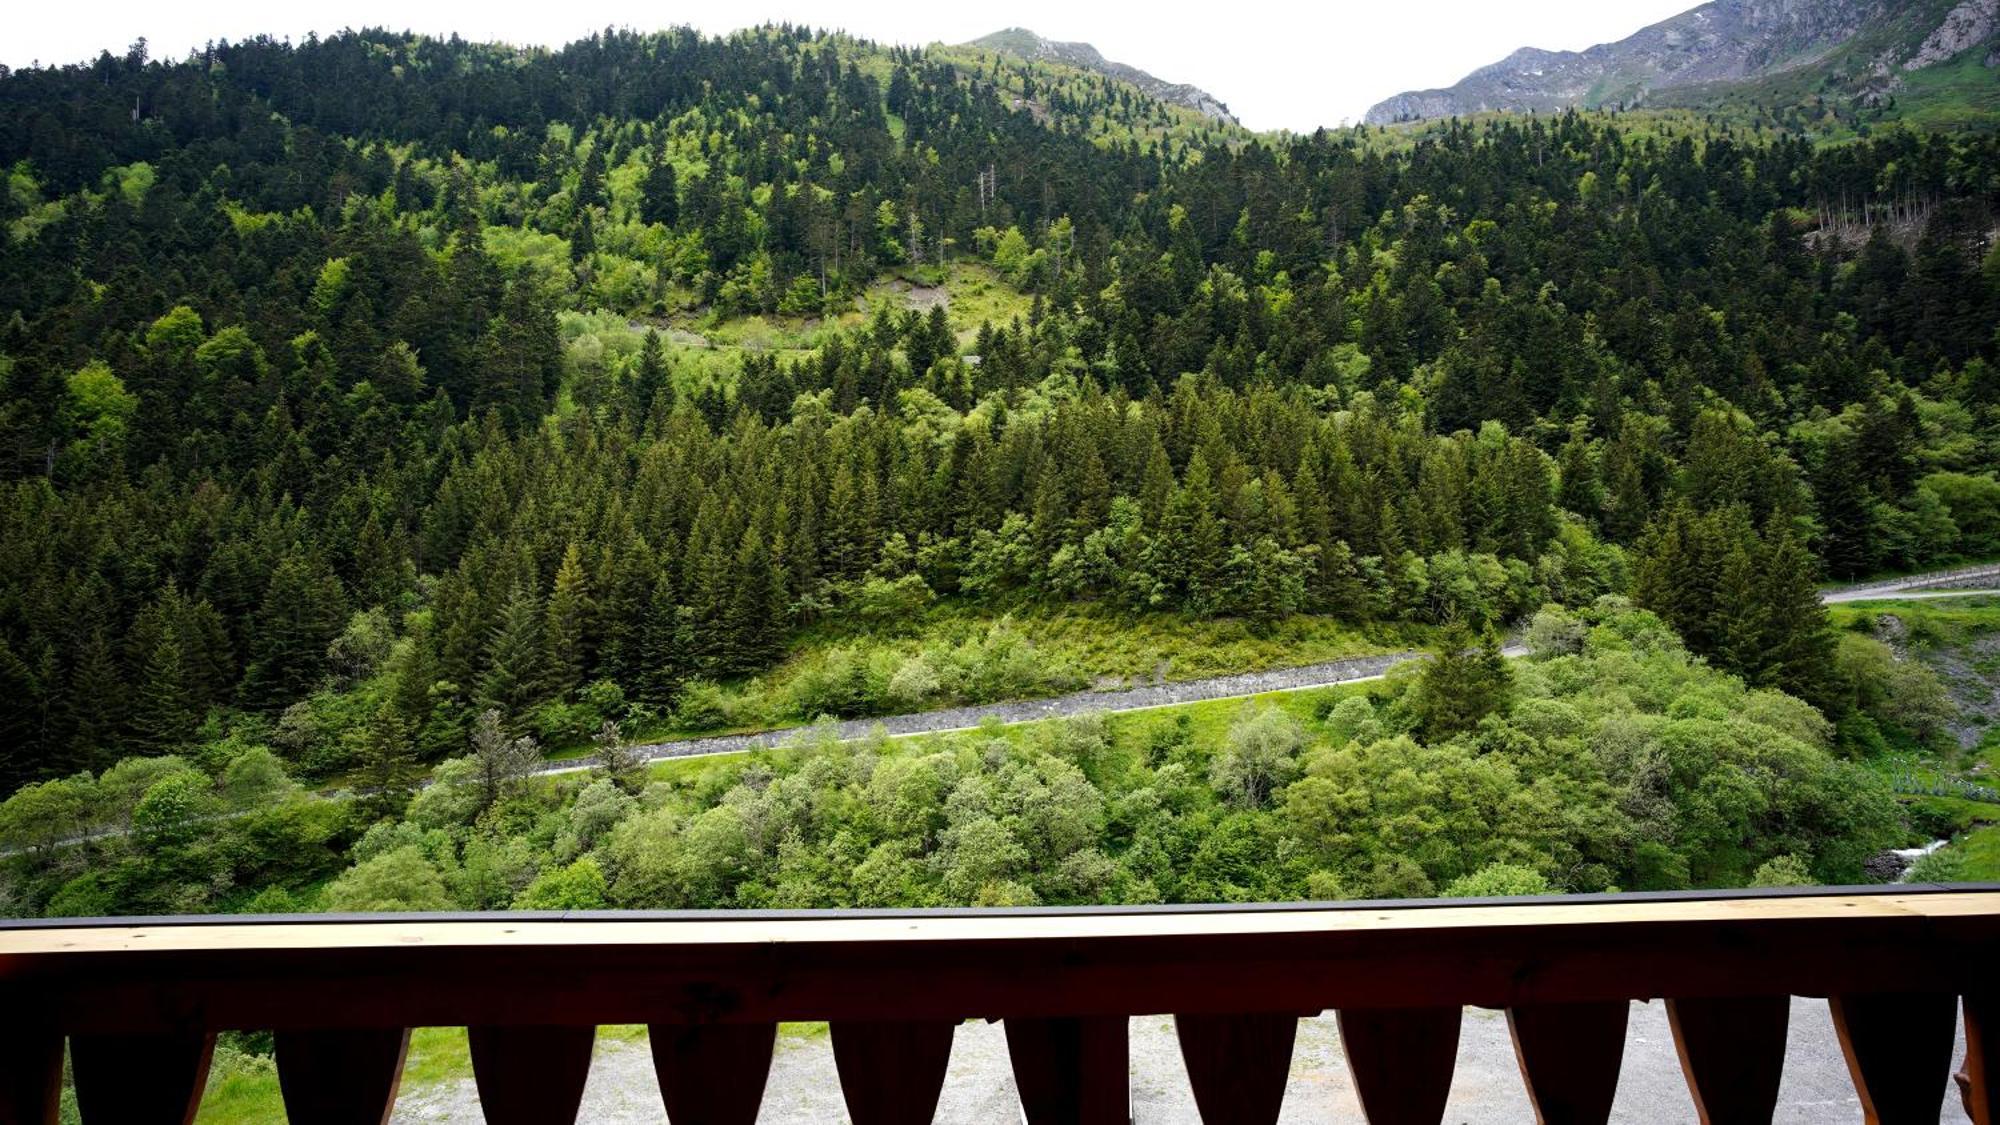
[
  {"left": 1757, "top": 519, "right": 1838, "bottom": 711},
  {"left": 469, "top": 708, "right": 539, "bottom": 812},
  {"left": 129, "top": 636, "right": 196, "bottom": 754},
  {"left": 1710, "top": 509, "right": 1771, "bottom": 682},
  {"left": 629, "top": 329, "right": 671, "bottom": 421},
  {"left": 641, "top": 148, "right": 680, "bottom": 228},
  {"left": 545, "top": 543, "right": 593, "bottom": 700},
  {"left": 64, "top": 628, "right": 125, "bottom": 768},
  {"left": 1154, "top": 453, "right": 1226, "bottom": 613},
  {"left": 723, "top": 528, "right": 785, "bottom": 676},
  {"left": 359, "top": 702, "right": 417, "bottom": 817},
  {"left": 575, "top": 143, "right": 606, "bottom": 210},
  {"left": 639, "top": 572, "right": 687, "bottom": 708},
  {"left": 245, "top": 551, "right": 349, "bottom": 709},
  {"left": 480, "top": 586, "right": 548, "bottom": 723},
  {"left": 1813, "top": 440, "right": 1876, "bottom": 580},
  {"left": 1412, "top": 623, "right": 1514, "bottom": 741}
]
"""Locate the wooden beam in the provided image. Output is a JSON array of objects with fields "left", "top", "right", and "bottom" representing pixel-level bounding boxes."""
[
  {"left": 1830, "top": 992, "right": 1956, "bottom": 1125},
  {"left": 467, "top": 1025, "right": 596, "bottom": 1125},
  {"left": 275, "top": 1028, "right": 410, "bottom": 1125},
  {"left": 1005, "top": 1015, "right": 1128, "bottom": 1124},
  {"left": 1666, "top": 995, "right": 1788, "bottom": 1124},
  {"left": 0, "top": 1020, "right": 61, "bottom": 1125},
  {"left": 829, "top": 1020, "right": 957, "bottom": 1125},
  {"left": 1337, "top": 1006, "right": 1460, "bottom": 1124},
  {"left": 1173, "top": 1012, "right": 1296, "bottom": 1125},
  {"left": 1507, "top": 1001, "right": 1629, "bottom": 1125},
  {"left": 648, "top": 1022, "right": 775, "bottom": 1125},
  {"left": 70, "top": 1031, "right": 213, "bottom": 1125}
]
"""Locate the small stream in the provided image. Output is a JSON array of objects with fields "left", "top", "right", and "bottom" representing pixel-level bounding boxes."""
[{"left": 1891, "top": 839, "right": 1949, "bottom": 883}]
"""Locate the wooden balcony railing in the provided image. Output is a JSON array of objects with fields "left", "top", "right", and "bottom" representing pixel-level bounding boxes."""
[{"left": 3, "top": 885, "right": 1999, "bottom": 1124}]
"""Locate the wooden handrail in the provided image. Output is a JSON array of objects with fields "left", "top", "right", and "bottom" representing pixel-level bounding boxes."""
[{"left": 3, "top": 886, "right": 1998, "bottom": 1123}]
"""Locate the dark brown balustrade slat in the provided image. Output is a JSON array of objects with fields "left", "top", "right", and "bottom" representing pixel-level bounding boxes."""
[
  {"left": 1666, "top": 995, "right": 1789, "bottom": 1124},
  {"left": 275, "top": 1027, "right": 410, "bottom": 1125},
  {"left": 829, "top": 1020, "right": 957, "bottom": 1125},
  {"left": 1506, "top": 1001, "right": 1629, "bottom": 1125},
  {"left": 467, "top": 1025, "right": 597, "bottom": 1125},
  {"left": 1174, "top": 1012, "right": 1298, "bottom": 1124},
  {"left": 1, "top": 891, "right": 1997, "bottom": 1034},
  {"left": 648, "top": 1022, "right": 775, "bottom": 1125},
  {"left": 1337, "top": 1005, "right": 1461, "bottom": 1125},
  {"left": 1004, "top": 1016, "right": 1128, "bottom": 1125},
  {"left": 0, "top": 1021, "right": 61, "bottom": 1125},
  {"left": 70, "top": 1031, "right": 213, "bottom": 1125},
  {"left": 1830, "top": 992, "right": 1958, "bottom": 1125}
]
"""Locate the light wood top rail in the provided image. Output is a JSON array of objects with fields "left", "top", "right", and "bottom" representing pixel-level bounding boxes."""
[
  {"left": 3, "top": 887, "right": 1998, "bottom": 1032},
  {"left": 3, "top": 887, "right": 1998, "bottom": 954}
]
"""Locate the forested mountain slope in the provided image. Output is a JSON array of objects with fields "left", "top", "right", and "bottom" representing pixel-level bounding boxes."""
[{"left": 0, "top": 25, "right": 1995, "bottom": 825}]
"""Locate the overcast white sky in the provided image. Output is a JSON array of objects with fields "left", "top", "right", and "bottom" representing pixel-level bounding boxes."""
[{"left": 4, "top": 0, "right": 1698, "bottom": 129}]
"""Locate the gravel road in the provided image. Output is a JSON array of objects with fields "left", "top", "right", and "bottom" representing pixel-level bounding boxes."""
[
  {"left": 530, "top": 562, "right": 2000, "bottom": 779},
  {"left": 536, "top": 650, "right": 1425, "bottom": 777},
  {"left": 1821, "top": 563, "right": 2000, "bottom": 604},
  {"left": 389, "top": 997, "right": 1972, "bottom": 1123}
]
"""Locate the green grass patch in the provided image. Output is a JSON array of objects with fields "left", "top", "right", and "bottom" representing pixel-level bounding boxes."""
[
  {"left": 1955, "top": 824, "right": 2000, "bottom": 881},
  {"left": 193, "top": 1024, "right": 659, "bottom": 1122}
]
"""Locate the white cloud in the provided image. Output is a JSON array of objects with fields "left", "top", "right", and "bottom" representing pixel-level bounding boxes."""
[{"left": 5, "top": 0, "right": 1699, "bottom": 130}]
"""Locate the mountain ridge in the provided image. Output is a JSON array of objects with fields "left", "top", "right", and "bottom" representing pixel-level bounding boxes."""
[
  {"left": 963, "top": 28, "right": 1238, "bottom": 125},
  {"left": 1365, "top": 0, "right": 1997, "bottom": 124}
]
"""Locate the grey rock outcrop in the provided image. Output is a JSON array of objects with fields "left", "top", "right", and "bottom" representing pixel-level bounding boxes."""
[{"left": 1365, "top": 0, "right": 1927, "bottom": 123}]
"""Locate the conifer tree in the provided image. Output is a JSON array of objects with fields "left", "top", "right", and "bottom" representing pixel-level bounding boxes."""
[
  {"left": 641, "top": 147, "right": 679, "bottom": 227},
  {"left": 129, "top": 637, "right": 196, "bottom": 754},
  {"left": 639, "top": 572, "right": 687, "bottom": 708},
  {"left": 481, "top": 586, "right": 548, "bottom": 723},
  {"left": 545, "top": 543, "right": 593, "bottom": 699},
  {"left": 359, "top": 702, "right": 417, "bottom": 816},
  {"left": 245, "top": 551, "right": 348, "bottom": 709},
  {"left": 1412, "top": 623, "right": 1514, "bottom": 741},
  {"left": 629, "top": 329, "right": 671, "bottom": 421},
  {"left": 1756, "top": 519, "right": 1838, "bottom": 711}
]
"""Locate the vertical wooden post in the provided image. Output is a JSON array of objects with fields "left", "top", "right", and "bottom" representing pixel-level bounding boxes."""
[
  {"left": 0, "top": 1017, "right": 62, "bottom": 1125},
  {"left": 1337, "top": 1006, "right": 1461, "bottom": 1125},
  {"left": 1004, "top": 1015, "right": 1128, "bottom": 1125},
  {"left": 1962, "top": 992, "right": 1999, "bottom": 1125},
  {"left": 275, "top": 1027, "right": 411, "bottom": 1125},
  {"left": 1830, "top": 992, "right": 1956, "bottom": 1125},
  {"left": 1506, "top": 1001, "right": 1629, "bottom": 1125},
  {"left": 648, "top": 1023, "right": 776, "bottom": 1125},
  {"left": 830, "top": 1020, "right": 958, "bottom": 1125},
  {"left": 70, "top": 1031, "right": 215, "bottom": 1125},
  {"left": 1173, "top": 1012, "right": 1297, "bottom": 1125},
  {"left": 467, "top": 1025, "right": 597, "bottom": 1125},
  {"left": 1665, "top": 995, "right": 1789, "bottom": 1124}
]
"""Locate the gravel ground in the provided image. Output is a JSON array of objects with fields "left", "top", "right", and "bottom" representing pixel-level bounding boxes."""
[{"left": 390, "top": 998, "right": 1971, "bottom": 1122}]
